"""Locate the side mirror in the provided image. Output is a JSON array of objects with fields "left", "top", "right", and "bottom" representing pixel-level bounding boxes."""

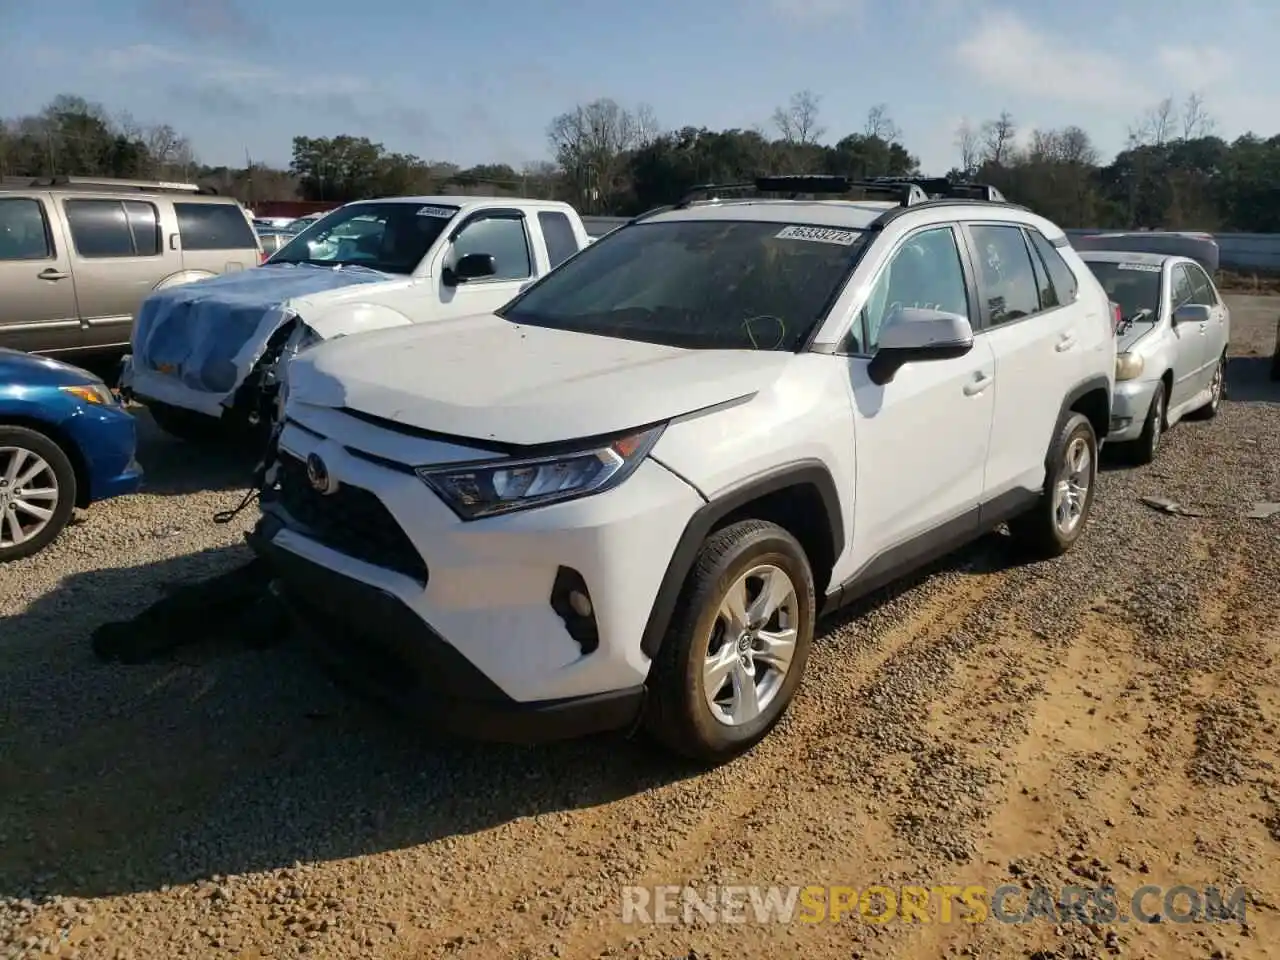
[
  {"left": 867, "top": 308, "right": 975, "bottom": 386},
  {"left": 1172, "top": 303, "right": 1211, "bottom": 325},
  {"left": 443, "top": 252, "right": 497, "bottom": 286}
]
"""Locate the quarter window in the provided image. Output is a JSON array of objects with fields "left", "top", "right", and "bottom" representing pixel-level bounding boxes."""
[
  {"left": 65, "top": 199, "right": 160, "bottom": 258},
  {"left": 537, "top": 211, "right": 579, "bottom": 269},
  {"left": 0, "top": 198, "right": 52, "bottom": 261},
  {"left": 968, "top": 224, "right": 1041, "bottom": 326},
  {"left": 859, "top": 226, "right": 970, "bottom": 351},
  {"left": 175, "top": 202, "right": 258, "bottom": 251},
  {"left": 451, "top": 216, "right": 531, "bottom": 280}
]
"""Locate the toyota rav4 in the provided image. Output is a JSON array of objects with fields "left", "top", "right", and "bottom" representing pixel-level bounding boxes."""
[{"left": 247, "top": 176, "right": 1117, "bottom": 764}]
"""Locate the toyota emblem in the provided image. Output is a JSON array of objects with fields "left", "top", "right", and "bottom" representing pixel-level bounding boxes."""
[{"left": 305, "top": 453, "right": 337, "bottom": 495}]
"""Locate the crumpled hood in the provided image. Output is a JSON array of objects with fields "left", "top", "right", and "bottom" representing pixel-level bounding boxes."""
[
  {"left": 128, "top": 263, "right": 393, "bottom": 402},
  {"left": 288, "top": 313, "right": 792, "bottom": 446},
  {"left": 1117, "top": 319, "right": 1159, "bottom": 353}
]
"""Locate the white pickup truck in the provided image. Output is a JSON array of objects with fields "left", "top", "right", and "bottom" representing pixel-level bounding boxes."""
[{"left": 119, "top": 196, "right": 592, "bottom": 441}]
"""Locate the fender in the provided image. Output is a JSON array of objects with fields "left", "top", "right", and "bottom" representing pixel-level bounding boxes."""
[
  {"left": 639, "top": 459, "right": 845, "bottom": 660},
  {"left": 153, "top": 270, "right": 217, "bottom": 290},
  {"left": 1049, "top": 374, "right": 1112, "bottom": 463}
]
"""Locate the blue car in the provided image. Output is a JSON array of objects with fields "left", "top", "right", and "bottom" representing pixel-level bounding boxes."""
[{"left": 0, "top": 349, "right": 143, "bottom": 562}]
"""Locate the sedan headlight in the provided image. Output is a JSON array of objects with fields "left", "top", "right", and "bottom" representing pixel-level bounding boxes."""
[
  {"left": 1115, "top": 352, "right": 1145, "bottom": 381},
  {"left": 60, "top": 382, "right": 118, "bottom": 406},
  {"left": 417, "top": 425, "right": 665, "bottom": 520}
]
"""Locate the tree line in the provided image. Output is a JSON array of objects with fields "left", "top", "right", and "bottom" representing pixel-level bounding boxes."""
[{"left": 3, "top": 90, "right": 1280, "bottom": 233}]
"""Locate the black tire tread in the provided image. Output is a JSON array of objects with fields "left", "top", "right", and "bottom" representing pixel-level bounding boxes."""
[{"left": 1007, "top": 412, "right": 1096, "bottom": 561}]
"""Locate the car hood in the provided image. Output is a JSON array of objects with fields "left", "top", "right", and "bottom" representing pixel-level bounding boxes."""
[
  {"left": 127, "top": 263, "right": 400, "bottom": 404},
  {"left": 0, "top": 348, "right": 99, "bottom": 387},
  {"left": 1117, "top": 319, "right": 1160, "bottom": 353},
  {"left": 287, "top": 313, "right": 793, "bottom": 446}
]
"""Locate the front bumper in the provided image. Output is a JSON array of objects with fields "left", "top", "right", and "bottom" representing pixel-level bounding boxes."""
[
  {"left": 63, "top": 403, "right": 144, "bottom": 503},
  {"left": 250, "top": 409, "right": 705, "bottom": 730},
  {"left": 1107, "top": 377, "right": 1160, "bottom": 443},
  {"left": 248, "top": 516, "right": 645, "bottom": 742}
]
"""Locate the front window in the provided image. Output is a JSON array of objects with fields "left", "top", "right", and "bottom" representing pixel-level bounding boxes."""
[
  {"left": 1084, "top": 261, "right": 1163, "bottom": 322},
  {"left": 268, "top": 202, "right": 457, "bottom": 274},
  {"left": 499, "top": 219, "right": 868, "bottom": 351}
]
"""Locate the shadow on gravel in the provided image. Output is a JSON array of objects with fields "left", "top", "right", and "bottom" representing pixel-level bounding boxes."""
[
  {"left": 131, "top": 408, "right": 260, "bottom": 497},
  {"left": 0, "top": 545, "right": 698, "bottom": 903},
  {"left": 1226, "top": 356, "right": 1280, "bottom": 404}
]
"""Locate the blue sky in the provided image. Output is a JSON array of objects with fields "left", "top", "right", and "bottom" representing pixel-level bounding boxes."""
[{"left": 3, "top": 0, "right": 1277, "bottom": 175}]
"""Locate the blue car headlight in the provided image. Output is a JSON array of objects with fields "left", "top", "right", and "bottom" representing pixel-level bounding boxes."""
[{"left": 416, "top": 424, "right": 665, "bottom": 520}]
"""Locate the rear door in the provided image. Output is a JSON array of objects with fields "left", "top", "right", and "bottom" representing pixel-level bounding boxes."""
[
  {"left": 60, "top": 194, "right": 177, "bottom": 351},
  {"left": 432, "top": 209, "right": 538, "bottom": 319},
  {"left": 174, "top": 201, "right": 261, "bottom": 274},
  {"left": 965, "top": 222, "right": 1086, "bottom": 498},
  {"left": 1184, "top": 261, "right": 1228, "bottom": 380},
  {"left": 0, "top": 192, "right": 82, "bottom": 353}
]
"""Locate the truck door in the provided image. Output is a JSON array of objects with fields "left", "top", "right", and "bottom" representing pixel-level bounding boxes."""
[
  {"left": 434, "top": 210, "right": 538, "bottom": 319},
  {"left": 0, "top": 192, "right": 83, "bottom": 354}
]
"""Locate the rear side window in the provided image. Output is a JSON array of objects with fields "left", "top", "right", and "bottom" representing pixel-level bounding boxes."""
[
  {"left": 64, "top": 199, "right": 160, "bottom": 258},
  {"left": 968, "top": 224, "right": 1040, "bottom": 326},
  {"left": 0, "top": 197, "right": 53, "bottom": 260},
  {"left": 1027, "top": 229, "right": 1078, "bottom": 306},
  {"left": 175, "top": 202, "right": 258, "bottom": 251},
  {"left": 538, "top": 211, "right": 579, "bottom": 269}
]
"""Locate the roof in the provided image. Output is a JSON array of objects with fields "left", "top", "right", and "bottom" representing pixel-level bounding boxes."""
[
  {"left": 345, "top": 195, "right": 571, "bottom": 211},
  {"left": 640, "top": 199, "right": 908, "bottom": 230}
]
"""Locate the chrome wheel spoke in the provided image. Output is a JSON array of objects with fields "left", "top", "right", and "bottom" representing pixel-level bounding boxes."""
[
  {"left": 755, "top": 628, "right": 797, "bottom": 672},
  {"left": 718, "top": 578, "right": 749, "bottom": 633},
  {"left": 4, "top": 510, "right": 25, "bottom": 545},
  {"left": 748, "top": 567, "right": 793, "bottom": 624},
  {"left": 13, "top": 500, "right": 52, "bottom": 521},
  {"left": 703, "top": 643, "right": 738, "bottom": 698},
  {"left": 16, "top": 486, "right": 56, "bottom": 501},
  {"left": 729, "top": 662, "right": 762, "bottom": 724}
]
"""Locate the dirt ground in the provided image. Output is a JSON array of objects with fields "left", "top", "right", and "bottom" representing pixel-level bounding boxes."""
[{"left": 1, "top": 297, "right": 1278, "bottom": 960}]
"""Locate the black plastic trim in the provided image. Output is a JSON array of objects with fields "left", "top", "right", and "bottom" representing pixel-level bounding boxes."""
[
  {"left": 638, "top": 460, "right": 845, "bottom": 659},
  {"left": 1050, "top": 375, "right": 1112, "bottom": 461},
  {"left": 249, "top": 518, "right": 643, "bottom": 742}
]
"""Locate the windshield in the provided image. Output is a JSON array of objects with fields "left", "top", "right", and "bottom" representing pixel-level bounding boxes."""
[
  {"left": 1084, "top": 261, "right": 1163, "bottom": 321},
  {"left": 268, "top": 202, "right": 457, "bottom": 274},
  {"left": 498, "top": 219, "right": 868, "bottom": 350}
]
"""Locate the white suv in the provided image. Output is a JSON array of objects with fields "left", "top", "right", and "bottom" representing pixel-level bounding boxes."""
[{"left": 248, "top": 177, "right": 1117, "bottom": 764}]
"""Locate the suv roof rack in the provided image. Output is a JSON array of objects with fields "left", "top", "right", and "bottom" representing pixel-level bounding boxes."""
[
  {"left": 864, "top": 176, "right": 1007, "bottom": 203},
  {"left": 674, "top": 175, "right": 929, "bottom": 209},
  {"left": 1, "top": 175, "right": 219, "bottom": 196}
]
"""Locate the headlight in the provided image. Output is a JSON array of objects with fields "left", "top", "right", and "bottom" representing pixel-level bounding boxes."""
[
  {"left": 60, "top": 382, "right": 117, "bottom": 406},
  {"left": 1115, "top": 353, "right": 1144, "bottom": 381},
  {"left": 417, "top": 425, "right": 665, "bottom": 520}
]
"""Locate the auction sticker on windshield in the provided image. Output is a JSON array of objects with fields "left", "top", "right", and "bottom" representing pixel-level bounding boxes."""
[
  {"left": 417, "top": 206, "right": 455, "bottom": 218},
  {"left": 775, "top": 225, "right": 861, "bottom": 245},
  {"left": 1116, "top": 263, "right": 1162, "bottom": 272}
]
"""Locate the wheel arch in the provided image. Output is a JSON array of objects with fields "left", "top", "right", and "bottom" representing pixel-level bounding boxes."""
[
  {"left": 0, "top": 415, "right": 87, "bottom": 507},
  {"left": 1053, "top": 375, "right": 1111, "bottom": 460},
  {"left": 639, "top": 460, "right": 845, "bottom": 660}
]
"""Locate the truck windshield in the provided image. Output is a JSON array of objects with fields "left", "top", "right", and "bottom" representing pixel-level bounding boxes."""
[
  {"left": 498, "top": 219, "right": 868, "bottom": 351},
  {"left": 268, "top": 202, "right": 457, "bottom": 274},
  {"left": 1084, "top": 261, "right": 1163, "bottom": 321}
]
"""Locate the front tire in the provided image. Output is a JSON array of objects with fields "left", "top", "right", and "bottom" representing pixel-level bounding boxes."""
[
  {"left": 1008, "top": 412, "right": 1098, "bottom": 560},
  {"left": 1120, "top": 380, "right": 1166, "bottom": 465},
  {"left": 644, "top": 520, "right": 815, "bottom": 764},
  {"left": 0, "top": 426, "right": 77, "bottom": 563},
  {"left": 1186, "top": 352, "right": 1225, "bottom": 420}
]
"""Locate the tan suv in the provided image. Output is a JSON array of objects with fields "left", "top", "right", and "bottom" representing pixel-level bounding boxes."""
[{"left": 0, "top": 176, "right": 263, "bottom": 357}]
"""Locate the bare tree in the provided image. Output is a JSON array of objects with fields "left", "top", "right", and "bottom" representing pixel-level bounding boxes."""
[
  {"left": 632, "top": 103, "right": 662, "bottom": 149},
  {"left": 547, "top": 98, "right": 643, "bottom": 212},
  {"left": 954, "top": 117, "right": 980, "bottom": 173},
  {"left": 772, "top": 89, "right": 825, "bottom": 146},
  {"left": 1129, "top": 96, "right": 1178, "bottom": 147},
  {"left": 864, "top": 103, "right": 901, "bottom": 143},
  {"left": 980, "top": 111, "right": 1017, "bottom": 166},
  {"left": 1180, "top": 92, "right": 1215, "bottom": 140}
]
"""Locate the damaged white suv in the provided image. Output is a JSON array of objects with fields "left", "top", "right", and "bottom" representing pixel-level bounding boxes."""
[{"left": 249, "top": 176, "right": 1116, "bottom": 763}]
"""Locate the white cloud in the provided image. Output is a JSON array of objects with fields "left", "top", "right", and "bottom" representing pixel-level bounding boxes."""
[
  {"left": 954, "top": 11, "right": 1152, "bottom": 110},
  {"left": 1154, "top": 45, "right": 1234, "bottom": 94}
]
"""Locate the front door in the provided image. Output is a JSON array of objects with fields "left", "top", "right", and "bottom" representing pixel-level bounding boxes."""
[
  {"left": 845, "top": 224, "right": 997, "bottom": 571},
  {"left": 0, "top": 194, "right": 82, "bottom": 354},
  {"left": 434, "top": 213, "right": 537, "bottom": 319},
  {"left": 1167, "top": 264, "right": 1208, "bottom": 406}
]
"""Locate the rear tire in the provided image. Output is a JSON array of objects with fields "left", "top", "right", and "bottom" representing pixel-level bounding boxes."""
[
  {"left": 0, "top": 426, "right": 77, "bottom": 563},
  {"left": 644, "top": 520, "right": 815, "bottom": 765},
  {"left": 1008, "top": 413, "right": 1098, "bottom": 560}
]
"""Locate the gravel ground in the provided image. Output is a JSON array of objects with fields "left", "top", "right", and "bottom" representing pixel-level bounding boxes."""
[{"left": 2, "top": 296, "right": 1278, "bottom": 960}]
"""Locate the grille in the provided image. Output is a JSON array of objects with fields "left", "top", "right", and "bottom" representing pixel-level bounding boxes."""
[{"left": 273, "top": 453, "right": 428, "bottom": 583}]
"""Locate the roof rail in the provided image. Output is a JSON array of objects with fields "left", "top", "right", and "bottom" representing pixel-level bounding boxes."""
[
  {"left": 864, "top": 176, "right": 1007, "bottom": 203},
  {"left": 675, "top": 175, "right": 929, "bottom": 209},
  {"left": 2, "top": 175, "right": 219, "bottom": 195}
]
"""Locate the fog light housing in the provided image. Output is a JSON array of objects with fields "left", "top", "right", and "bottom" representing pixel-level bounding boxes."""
[{"left": 550, "top": 567, "right": 599, "bottom": 655}]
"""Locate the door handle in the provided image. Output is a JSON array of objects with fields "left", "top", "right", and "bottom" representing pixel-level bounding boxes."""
[
  {"left": 37, "top": 268, "right": 69, "bottom": 281},
  {"left": 963, "top": 372, "right": 993, "bottom": 396},
  {"left": 1055, "top": 333, "right": 1077, "bottom": 352}
]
